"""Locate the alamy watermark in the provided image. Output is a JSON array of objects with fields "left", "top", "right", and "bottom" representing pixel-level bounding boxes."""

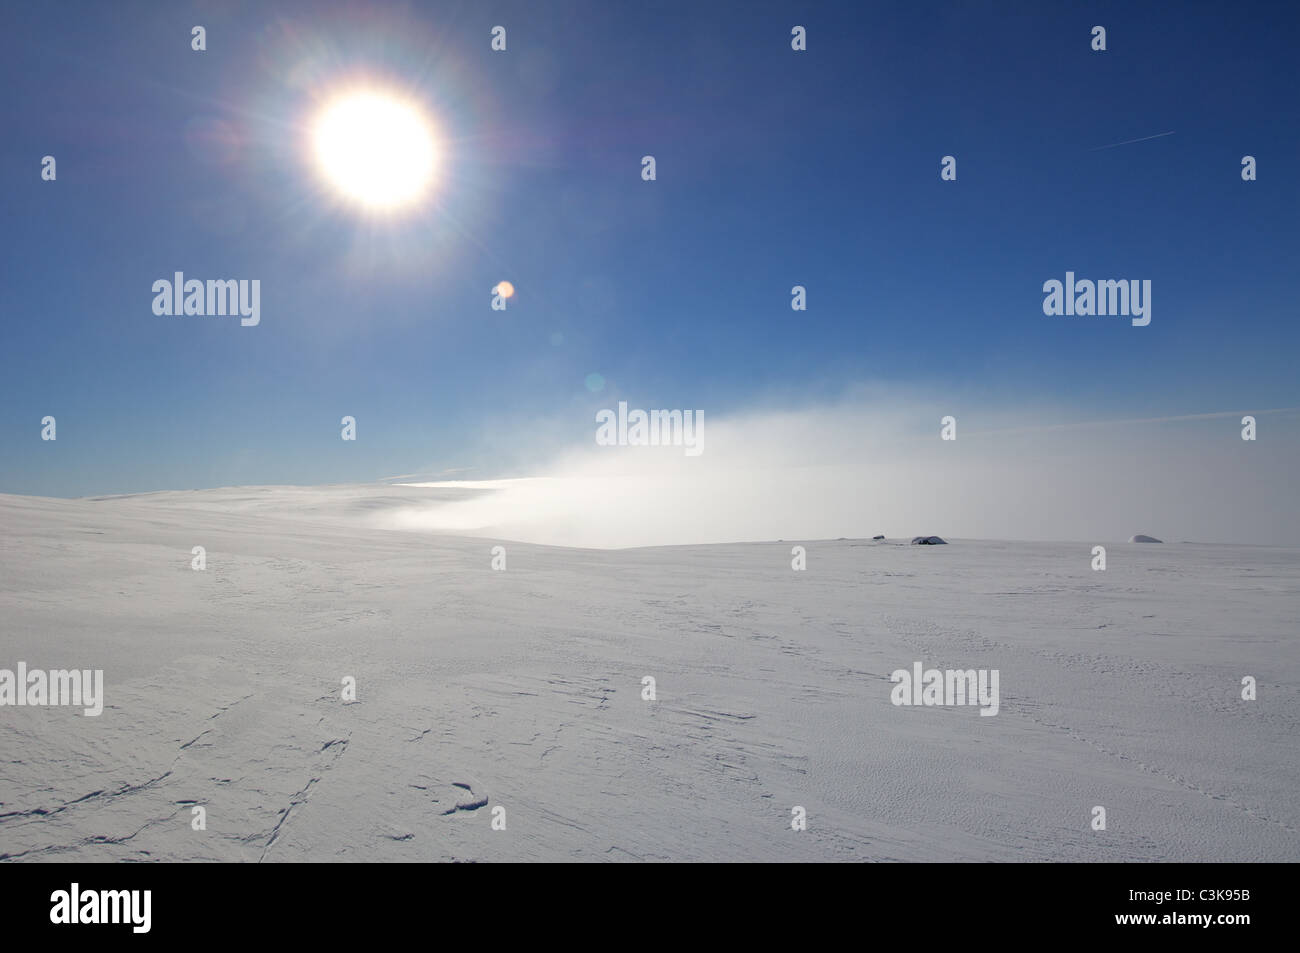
[
  {"left": 1042, "top": 272, "right": 1150, "bottom": 327},
  {"left": 50, "top": 884, "right": 150, "bottom": 933},
  {"left": 890, "top": 661, "right": 999, "bottom": 716},
  {"left": 152, "top": 272, "right": 260, "bottom": 326},
  {"left": 0, "top": 663, "right": 103, "bottom": 716},
  {"left": 596, "top": 401, "right": 703, "bottom": 456}
]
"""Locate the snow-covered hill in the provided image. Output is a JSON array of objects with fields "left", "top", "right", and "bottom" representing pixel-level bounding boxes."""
[{"left": 1, "top": 486, "right": 1296, "bottom": 861}]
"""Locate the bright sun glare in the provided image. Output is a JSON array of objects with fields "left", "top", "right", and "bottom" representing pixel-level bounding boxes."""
[{"left": 313, "top": 91, "right": 437, "bottom": 210}]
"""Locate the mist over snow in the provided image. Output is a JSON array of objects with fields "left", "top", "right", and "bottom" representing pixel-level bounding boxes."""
[{"left": 379, "top": 394, "right": 1300, "bottom": 549}]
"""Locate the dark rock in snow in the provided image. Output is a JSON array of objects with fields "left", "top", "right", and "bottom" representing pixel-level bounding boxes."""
[{"left": 910, "top": 536, "right": 947, "bottom": 545}]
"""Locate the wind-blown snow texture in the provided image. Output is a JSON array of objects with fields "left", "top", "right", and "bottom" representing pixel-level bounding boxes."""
[{"left": 1, "top": 485, "right": 1296, "bottom": 862}]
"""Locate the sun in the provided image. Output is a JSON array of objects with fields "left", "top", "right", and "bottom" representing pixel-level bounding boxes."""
[{"left": 312, "top": 90, "right": 437, "bottom": 211}]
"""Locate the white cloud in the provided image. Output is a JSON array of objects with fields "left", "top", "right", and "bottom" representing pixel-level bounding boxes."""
[{"left": 380, "top": 393, "right": 1300, "bottom": 548}]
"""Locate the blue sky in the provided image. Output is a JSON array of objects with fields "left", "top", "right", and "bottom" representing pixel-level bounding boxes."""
[{"left": 2, "top": 0, "right": 1297, "bottom": 498}]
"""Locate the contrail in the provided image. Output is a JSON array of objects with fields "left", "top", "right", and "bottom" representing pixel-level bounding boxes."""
[
  {"left": 1090, "top": 130, "right": 1175, "bottom": 151},
  {"left": 380, "top": 467, "right": 475, "bottom": 481},
  {"left": 966, "top": 407, "right": 1300, "bottom": 438}
]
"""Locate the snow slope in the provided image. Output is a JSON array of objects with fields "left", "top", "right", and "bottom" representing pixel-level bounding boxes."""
[{"left": 0, "top": 485, "right": 1296, "bottom": 862}]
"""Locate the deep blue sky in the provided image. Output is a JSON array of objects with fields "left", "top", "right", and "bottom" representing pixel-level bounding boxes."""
[{"left": 2, "top": 0, "right": 1297, "bottom": 496}]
